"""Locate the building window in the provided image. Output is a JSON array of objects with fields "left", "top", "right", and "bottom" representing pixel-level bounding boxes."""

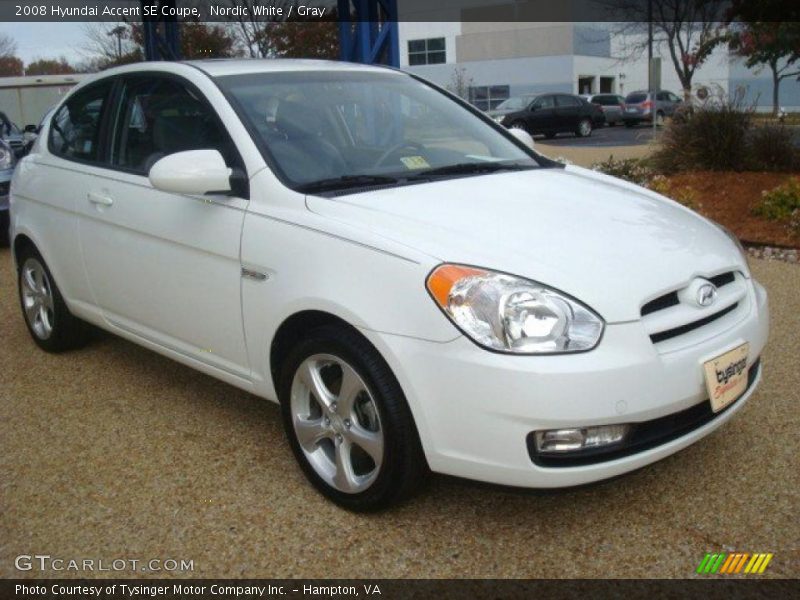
[
  {"left": 468, "top": 85, "right": 510, "bottom": 111},
  {"left": 408, "top": 38, "right": 446, "bottom": 66}
]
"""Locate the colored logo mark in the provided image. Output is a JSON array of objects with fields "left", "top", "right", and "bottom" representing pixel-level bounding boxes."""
[{"left": 697, "top": 553, "right": 773, "bottom": 575}]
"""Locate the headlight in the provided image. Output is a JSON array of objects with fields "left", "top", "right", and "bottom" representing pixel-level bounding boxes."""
[
  {"left": 493, "top": 115, "right": 506, "bottom": 124},
  {"left": 0, "top": 145, "right": 13, "bottom": 169},
  {"left": 427, "top": 264, "right": 604, "bottom": 354}
]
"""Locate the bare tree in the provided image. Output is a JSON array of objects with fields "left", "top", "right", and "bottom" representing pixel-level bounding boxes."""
[
  {"left": 607, "top": 0, "right": 728, "bottom": 99},
  {"left": 80, "top": 22, "right": 138, "bottom": 64},
  {"left": 219, "top": 0, "right": 293, "bottom": 58},
  {"left": 447, "top": 67, "right": 474, "bottom": 101},
  {"left": 0, "top": 32, "right": 18, "bottom": 57}
]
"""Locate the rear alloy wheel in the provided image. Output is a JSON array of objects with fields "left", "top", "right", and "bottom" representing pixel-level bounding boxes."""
[
  {"left": 655, "top": 111, "right": 665, "bottom": 126},
  {"left": 279, "top": 325, "right": 426, "bottom": 511},
  {"left": 577, "top": 118, "right": 592, "bottom": 137},
  {"left": 509, "top": 120, "right": 528, "bottom": 133},
  {"left": 17, "top": 247, "right": 90, "bottom": 352}
]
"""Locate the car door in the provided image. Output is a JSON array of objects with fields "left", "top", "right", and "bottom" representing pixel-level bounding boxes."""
[
  {"left": 77, "top": 73, "right": 251, "bottom": 381},
  {"left": 555, "top": 94, "right": 581, "bottom": 131},
  {"left": 526, "top": 95, "right": 556, "bottom": 134}
]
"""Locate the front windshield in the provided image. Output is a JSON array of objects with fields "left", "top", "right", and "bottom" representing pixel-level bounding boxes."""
[
  {"left": 217, "top": 70, "right": 539, "bottom": 191},
  {"left": 495, "top": 96, "right": 532, "bottom": 111}
]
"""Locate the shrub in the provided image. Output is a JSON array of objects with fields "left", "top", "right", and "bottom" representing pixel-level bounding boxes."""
[
  {"left": 754, "top": 178, "right": 800, "bottom": 222},
  {"left": 647, "top": 175, "right": 700, "bottom": 210},
  {"left": 591, "top": 156, "right": 653, "bottom": 185},
  {"left": 747, "top": 124, "right": 798, "bottom": 171},
  {"left": 651, "top": 100, "right": 752, "bottom": 172}
]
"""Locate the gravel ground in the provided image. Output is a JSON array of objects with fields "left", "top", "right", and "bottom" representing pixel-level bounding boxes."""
[{"left": 1, "top": 248, "right": 798, "bottom": 579}]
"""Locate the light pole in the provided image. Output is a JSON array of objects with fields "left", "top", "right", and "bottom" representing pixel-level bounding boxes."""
[{"left": 108, "top": 25, "right": 127, "bottom": 60}]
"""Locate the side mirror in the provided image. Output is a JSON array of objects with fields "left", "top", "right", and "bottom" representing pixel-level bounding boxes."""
[
  {"left": 148, "top": 149, "right": 232, "bottom": 195},
  {"left": 23, "top": 124, "right": 38, "bottom": 133},
  {"left": 508, "top": 127, "right": 535, "bottom": 150}
]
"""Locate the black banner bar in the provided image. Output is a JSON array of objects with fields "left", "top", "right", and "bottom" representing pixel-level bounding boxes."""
[
  {"left": 2, "top": 579, "right": 799, "bottom": 600},
  {"left": 0, "top": 1, "right": 797, "bottom": 23}
]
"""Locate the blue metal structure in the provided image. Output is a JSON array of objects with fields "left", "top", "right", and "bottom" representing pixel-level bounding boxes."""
[
  {"left": 337, "top": 0, "right": 400, "bottom": 67},
  {"left": 141, "top": 0, "right": 181, "bottom": 61},
  {"left": 139, "top": 0, "right": 400, "bottom": 67}
]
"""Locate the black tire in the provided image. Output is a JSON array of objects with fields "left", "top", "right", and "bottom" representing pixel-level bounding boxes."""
[
  {"left": 278, "top": 324, "right": 427, "bottom": 511},
  {"left": 624, "top": 121, "right": 635, "bottom": 128},
  {"left": 17, "top": 245, "right": 90, "bottom": 352},
  {"left": 0, "top": 210, "right": 9, "bottom": 248}
]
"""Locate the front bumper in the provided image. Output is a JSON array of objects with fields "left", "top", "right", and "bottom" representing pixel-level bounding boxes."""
[{"left": 363, "top": 279, "right": 769, "bottom": 488}]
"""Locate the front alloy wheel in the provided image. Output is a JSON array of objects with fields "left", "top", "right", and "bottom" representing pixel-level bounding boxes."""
[
  {"left": 279, "top": 325, "right": 426, "bottom": 511},
  {"left": 577, "top": 118, "right": 592, "bottom": 137},
  {"left": 290, "top": 354, "right": 384, "bottom": 494}
]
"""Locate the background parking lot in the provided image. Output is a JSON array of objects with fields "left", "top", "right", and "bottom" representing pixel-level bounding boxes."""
[{"left": 1, "top": 249, "right": 798, "bottom": 579}]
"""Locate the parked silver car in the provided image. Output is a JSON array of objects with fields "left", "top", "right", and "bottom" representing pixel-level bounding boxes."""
[
  {"left": 622, "top": 90, "right": 683, "bottom": 127},
  {"left": 581, "top": 94, "right": 626, "bottom": 126}
]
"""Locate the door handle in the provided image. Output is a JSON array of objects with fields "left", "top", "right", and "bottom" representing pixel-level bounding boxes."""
[{"left": 87, "top": 192, "right": 114, "bottom": 207}]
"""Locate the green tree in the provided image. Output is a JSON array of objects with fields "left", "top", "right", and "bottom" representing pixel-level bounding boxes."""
[{"left": 728, "top": 22, "right": 800, "bottom": 115}]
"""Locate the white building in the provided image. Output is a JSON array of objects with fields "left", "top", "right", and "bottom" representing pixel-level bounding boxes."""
[{"left": 398, "top": 21, "right": 799, "bottom": 111}]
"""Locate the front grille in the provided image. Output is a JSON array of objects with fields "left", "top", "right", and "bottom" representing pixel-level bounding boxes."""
[
  {"left": 529, "top": 358, "right": 761, "bottom": 468},
  {"left": 649, "top": 303, "right": 738, "bottom": 344},
  {"left": 641, "top": 271, "right": 736, "bottom": 318},
  {"left": 641, "top": 292, "right": 679, "bottom": 316}
]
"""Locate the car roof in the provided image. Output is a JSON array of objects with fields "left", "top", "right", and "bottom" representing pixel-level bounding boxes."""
[{"left": 184, "top": 58, "right": 394, "bottom": 77}]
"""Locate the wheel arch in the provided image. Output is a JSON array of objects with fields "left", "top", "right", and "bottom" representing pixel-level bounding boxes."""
[
  {"left": 12, "top": 232, "right": 38, "bottom": 269},
  {"left": 269, "top": 310, "right": 371, "bottom": 394}
]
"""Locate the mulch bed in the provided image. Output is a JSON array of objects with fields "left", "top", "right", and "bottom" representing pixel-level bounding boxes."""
[{"left": 662, "top": 171, "right": 799, "bottom": 249}]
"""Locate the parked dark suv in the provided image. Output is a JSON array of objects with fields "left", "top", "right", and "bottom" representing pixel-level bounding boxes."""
[{"left": 488, "top": 93, "right": 604, "bottom": 138}]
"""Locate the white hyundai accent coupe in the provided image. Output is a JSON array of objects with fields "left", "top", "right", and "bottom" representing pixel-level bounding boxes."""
[{"left": 9, "top": 60, "right": 769, "bottom": 510}]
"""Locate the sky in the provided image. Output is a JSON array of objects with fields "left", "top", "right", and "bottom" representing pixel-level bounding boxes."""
[{"left": 0, "top": 23, "right": 88, "bottom": 65}]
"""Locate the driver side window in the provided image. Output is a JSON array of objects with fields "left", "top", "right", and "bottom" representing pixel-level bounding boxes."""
[
  {"left": 109, "top": 76, "right": 236, "bottom": 175},
  {"left": 533, "top": 96, "right": 555, "bottom": 110}
]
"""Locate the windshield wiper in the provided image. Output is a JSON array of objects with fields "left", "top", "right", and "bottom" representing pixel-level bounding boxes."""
[
  {"left": 296, "top": 174, "right": 401, "bottom": 194},
  {"left": 408, "top": 162, "right": 534, "bottom": 180}
]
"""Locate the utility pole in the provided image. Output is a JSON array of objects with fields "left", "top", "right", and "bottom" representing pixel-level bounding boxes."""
[
  {"left": 109, "top": 25, "right": 127, "bottom": 60},
  {"left": 648, "top": 0, "right": 657, "bottom": 139}
]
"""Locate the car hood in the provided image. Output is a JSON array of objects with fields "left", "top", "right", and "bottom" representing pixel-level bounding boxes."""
[{"left": 305, "top": 165, "right": 746, "bottom": 323}]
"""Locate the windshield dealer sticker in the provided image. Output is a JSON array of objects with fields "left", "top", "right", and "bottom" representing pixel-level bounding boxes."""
[{"left": 400, "top": 156, "right": 430, "bottom": 170}]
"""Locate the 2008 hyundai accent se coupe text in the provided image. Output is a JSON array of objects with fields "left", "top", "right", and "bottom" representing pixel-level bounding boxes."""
[{"left": 9, "top": 60, "right": 769, "bottom": 511}]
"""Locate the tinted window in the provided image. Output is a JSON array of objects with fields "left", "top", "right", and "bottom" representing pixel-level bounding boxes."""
[
  {"left": 49, "top": 79, "right": 113, "bottom": 163},
  {"left": 668, "top": 92, "right": 681, "bottom": 102},
  {"left": 595, "top": 95, "right": 620, "bottom": 106},
  {"left": 556, "top": 95, "right": 582, "bottom": 107},
  {"left": 533, "top": 95, "right": 555, "bottom": 109},
  {"left": 626, "top": 93, "right": 648, "bottom": 104},
  {"left": 656, "top": 92, "right": 669, "bottom": 101},
  {"left": 109, "top": 76, "right": 235, "bottom": 174}
]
